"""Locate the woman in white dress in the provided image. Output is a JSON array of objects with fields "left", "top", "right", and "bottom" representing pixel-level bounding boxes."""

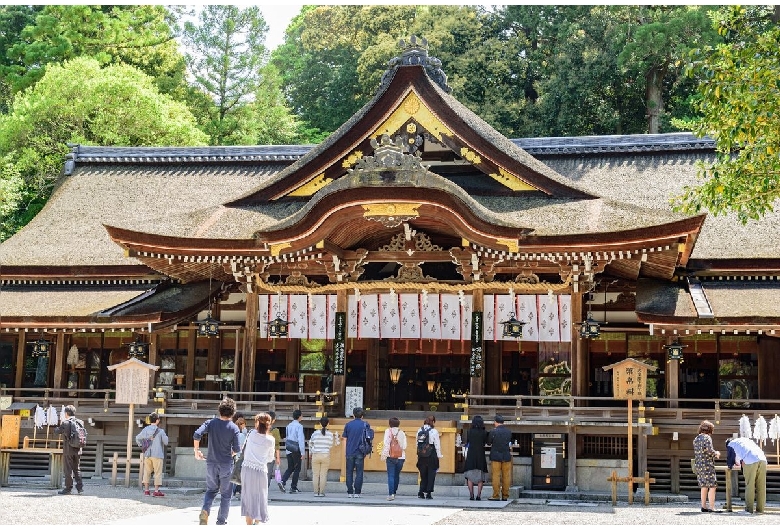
[{"left": 241, "top": 413, "right": 276, "bottom": 525}]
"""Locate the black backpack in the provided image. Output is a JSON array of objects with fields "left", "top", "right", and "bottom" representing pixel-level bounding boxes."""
[
  {"left": 358, "top": 422, "right": 374, "bottom": 457},
  {"left": 417, "top": 427, "right": 433, "bottom": 457},
  {"left": 69, "top": 419, "right": 87, "bottom": 449}
]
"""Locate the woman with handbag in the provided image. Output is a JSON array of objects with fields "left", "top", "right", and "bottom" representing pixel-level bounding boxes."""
[
  {"left": 240, "top": 413, "right": 276, "bottom": 525},
  {"left": 308, "top": 416, "right": 339, "bottom": 497}
]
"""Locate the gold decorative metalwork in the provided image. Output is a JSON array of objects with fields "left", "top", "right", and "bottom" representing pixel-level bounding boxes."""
[
  {"left": 489, "top": 166, "right": 537, "bottom": 192},
  {"left": 363, "top": 203, "right": 421, "bottom": 218},
  {"left": 269, "top": 242, "right": 292, "bottom": 257},
  {"left": 496, "top": 238, "right": 519, "bottom": 253},
  {"left": 287, "top": 173, "right": 333, "bottom": 197},
  {"left": 373, "top": 91, "right": 453, "bottom": 143},
  {"left": 514, "top": 272, "right": 540, "bottom": 284},
  {"left": 379, "top": 231, "right": 443, "bottom": 252},
  {"left": 390, "top": 263, "right": 435, "bottom": 282},
  {"left": 459, "top": 147, "right": 481, "bottom": 165},
  {"left": 342, "top": 150, "right": 364, "bottom": 169}
]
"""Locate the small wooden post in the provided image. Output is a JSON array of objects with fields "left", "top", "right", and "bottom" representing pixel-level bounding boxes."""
[
  {"left": 627, "top": 397, "right": 633, "bottom": 504},
  {"left": 125, "top": 402, "right": 134, "bottom": 487},
  {"left": 610, "top": 470, "right": 618, "bottom": 506}
]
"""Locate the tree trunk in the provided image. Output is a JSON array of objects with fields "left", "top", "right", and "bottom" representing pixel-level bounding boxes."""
[{"left": 645, "top": 66, "right": 665, "bottom": 134}]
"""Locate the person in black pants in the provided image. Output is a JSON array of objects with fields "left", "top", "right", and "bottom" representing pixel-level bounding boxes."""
[
  {"left": 416, "top": 415, "right": 443, "bottom": 499},
  {"left": 54, "top": 405, "right": 84, "bottom": 494}
]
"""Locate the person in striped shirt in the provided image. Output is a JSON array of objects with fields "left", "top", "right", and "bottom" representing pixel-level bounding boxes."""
[{"left": 308, "top": 417, "right": 340, "bottom": 496}]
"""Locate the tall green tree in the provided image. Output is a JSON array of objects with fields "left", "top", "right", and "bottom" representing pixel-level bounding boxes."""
[
  {"left": 0, "top": 5, "right": 42, "bottom": 113},
  {"left": 0, "top": 57, "right": 207, "bottom": 240},
  {"left": 181, "top": 5, "right": 269, "bottom": 145},
  {"left": 677, "top": 5, "right": 780, "bottom": 222},
  {"left": 3, "top": 5, "right": 184, "bottom": 96}
]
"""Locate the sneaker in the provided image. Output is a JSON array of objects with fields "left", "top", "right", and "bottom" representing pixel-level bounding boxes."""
[
  {"left": 278, "top": 482, "right": 286, "bottom": 493},
  {"left": 152, "top": 491, "right": 165, "bottom": 497},
  {"left": 144, "top": 490, "right": 151, "bottom": 496},
  {"left": 348, "top": 494, "right": 354, "bottom": 498},
  {"left": 354, "top": 493, "right": 361, "bottom": 498},
  {"left": 199, "top": 509, "right": 208, "bottom": 525},
  {"left": 387, "top": 495, "right": 395, "bottom": 501},
  {"left": 76, "top": 490, "right": 83, "bottom": 495},
  {"left": 57, "top": 489, "right": 71, "bottom": 495},
  {"left": 290, "top": 488, "right": 301, "bottom": 494}
]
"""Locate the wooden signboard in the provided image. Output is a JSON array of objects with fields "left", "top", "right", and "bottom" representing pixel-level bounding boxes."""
[
  {"left": 1, "top": 415, "right": 21, "bottom": 449},
  {"left": 107, "top": 357, "right": 159, "bottom": 405},
  {"left": 602, "top": 358, "right": 656, "bottom": 400}
]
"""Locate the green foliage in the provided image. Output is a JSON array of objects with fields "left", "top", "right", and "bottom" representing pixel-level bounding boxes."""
[
  {"left": 677, "top": 6, "right": 780, "bottom": 222},
  {"left": 0, "top": 6, "right": 42, "bottom": 113},
  {"left": 0, "top": 57, "right": 207, "bottom": 240},
  {"left": 181, "top": 5, "right": 269, "bottom": 145},
  {"left": 3, "top": 5, "right": 184, "bottom": 96}
]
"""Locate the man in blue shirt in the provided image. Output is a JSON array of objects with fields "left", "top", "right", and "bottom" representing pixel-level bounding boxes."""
[
  {"left": 280, "top": 409, "right": 305, "bottom": 493},
  {"left": 342, "top": 407, "right": 370, "bottom": 498},
  {"left": 726, "top": 437, "right": 767, "bottom": 514},
  {"left": 194, "top": 398, "right": 241, "bottom": 525}
]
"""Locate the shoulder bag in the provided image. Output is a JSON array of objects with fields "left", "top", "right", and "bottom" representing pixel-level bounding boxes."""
[{"left": 230, "top": 430, "right": 251, "bottom": 485}]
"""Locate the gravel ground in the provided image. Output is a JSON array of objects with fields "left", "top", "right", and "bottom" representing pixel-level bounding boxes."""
[{"left": 3, "top": 483, "right": 780, "bottom": 526}]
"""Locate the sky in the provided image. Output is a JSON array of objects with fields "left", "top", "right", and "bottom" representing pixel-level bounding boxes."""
[{"left": 258, "top": 4, "right": 303, "bottom": 50}]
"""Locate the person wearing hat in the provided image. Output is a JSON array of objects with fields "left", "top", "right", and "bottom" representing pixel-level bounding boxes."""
[
  {"left": 135, "top": 411, "right": 169, "bottom": 497},
  {"left": 487, "top": 414, "right": 512, "bottom": 501}
]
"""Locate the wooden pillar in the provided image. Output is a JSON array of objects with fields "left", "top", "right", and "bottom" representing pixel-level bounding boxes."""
[
  {"left": 637, "top": 423, "right": 648, "bottom": 476},
  {"left": 758, "top": 336, "right": 779, "bottom": 399},
  {"left": 14, "top": 330, "right": 26, "bottom": 394},
  {"left": 284, "top": 339, "right": 298, "bottom": 394},
  {"left": 148, "top": 332, "right": 159, "bottom": 386},
  {"left": 571, "top": 290, "right": 589, "bottom": 398},
  {"left": 366, "top": 339, "right": 379, "bottom": 410},
  {"left": 53, "top": 331, "right": 66, "bottom": 393},
  {"left": 667, "top": 356, "right": 679, "bottom": 408},
  {"left": 185, "top": 327, "right": 196, "bottom": 390},
  {"left": 566, "top": 424, "right": 578, "bottom": 491},
  {"left": 207, "top": 301, "right": 221, "bottom": 392},
  {"left": 241, "top": 291, "right": 258, "bottom": 394}
]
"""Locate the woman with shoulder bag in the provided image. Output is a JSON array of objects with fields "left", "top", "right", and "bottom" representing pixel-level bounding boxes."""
[
  {"left": 416, "top": 415, "right": 442, "bottom": 500},
  {"left": 380, "top": 417, "right": 407, "bottom": 501},
  {"left": 308, "top": 417, "right": 339, "bottom": 497},
  {"left": 240, "top": 413, "right": 276, "bottom": 525}
]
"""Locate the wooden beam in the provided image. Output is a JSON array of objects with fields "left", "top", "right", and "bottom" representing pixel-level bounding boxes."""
[{"left": 241, "top": 292, "right": 258, "bottom": 393}]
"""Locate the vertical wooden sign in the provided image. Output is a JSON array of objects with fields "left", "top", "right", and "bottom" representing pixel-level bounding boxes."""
[
  {"left": 333, "top": 312, "right": 346, "bottom": 375},
  {"left": 469, "top": 311, "right": 483, "bottom": 377}
]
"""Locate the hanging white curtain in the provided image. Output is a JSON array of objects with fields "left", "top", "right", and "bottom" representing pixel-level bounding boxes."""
[
  {"left": 358, "top": 294, "right": 380, "bottom": 338},
  {"left": 307, "top": 294, "right": 329, "bottom": 339},
  {"left": 460, "top": 294, "right": 473, "bottom": 340},
  {"left": 439, "top": 293, "right": 461, "bottom": 340},
  {"left": 347, "top": 294, "right": 359, "bottom": 338},
  {"left": 421, "top": 293, "right": 442, "bottom": 339},
  {"left": 537, "top": 294, "right": 562, "bottom": 342},
  {"left": 399, "top": 293, "right": 421, "bottom": 338},
  {"left": 326, "top": 295, "right": 337, "bottom": 340},
  {"left": 287, "top": 294, "right": 308, "bottom": 339},
  {"left": 258, "top": 294, "right": 270, "bottom": 339},
  {"left": 517, "top": 295, "right": 539, "bottom": 342},
  {"left": 379, "top": 293, "right": 401, "bottom": 338},
  {"left": 483, "top": 294, "right": 496, "bottom": 341},
  {"left": 558, "top": 295, "right": 572, "bottom": 342}
]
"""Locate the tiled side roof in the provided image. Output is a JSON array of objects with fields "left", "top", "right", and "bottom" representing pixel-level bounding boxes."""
[{"left": 515, "top": 133, "right": 715, "bottom": 155}]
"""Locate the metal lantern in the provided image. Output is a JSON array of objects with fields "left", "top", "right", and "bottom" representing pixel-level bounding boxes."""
[
  {"left": 267, "top": 313, "right": 289, "bottom": 338},
  {"left": 389, "top": 368, "right": 402, "bottom": 385},
  {"left": 578, "top": 313, "right": 602, "bottom": 339},
  {"left": 196, "top": 313, "right": 221, "bottom": 337},
  {"left": 500, "top": 312, "right": 526, "bottom": 338},
  {"left": 127, "top": 338, "right": 149, "bottom": 358},
  {"left": 31, "top": 336, "right": 50, "bottom": 357},
  {"left": 665, "top": 340, "right": 687, "bottom": 362}
]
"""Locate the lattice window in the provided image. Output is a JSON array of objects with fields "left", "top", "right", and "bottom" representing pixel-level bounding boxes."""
[{"left": 582, "top": 435, "right": 628, "bottom": 458}]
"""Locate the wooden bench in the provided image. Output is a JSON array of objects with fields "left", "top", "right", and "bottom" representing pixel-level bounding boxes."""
[
  {"left": 0, "top": 447, "right": 63, "bottom": 488},
  {"left": 109, "top": 451, "right": 144, "bottom": 487}
]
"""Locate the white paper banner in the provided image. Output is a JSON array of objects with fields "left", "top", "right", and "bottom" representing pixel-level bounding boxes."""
[
  {"left": 348, "top": 294, "right": 359, "bottom": 338},
  {"left": 326, "top": 295, "right": 337, "bottom": 340},
  {"left": 483, "top": 294, "right": 495, "bottom": 341},
  {"left": 379, "top": 293, "right": 401, "bottom": 338},
  {"left": 439, "top": 294, "right": 461, "bottom": 340},
  {"left": 399, "top": 293, "right": 420, "bottom": 338},
  {"left": 460, "top": 295, "right": 472, "bottom": 339},
  {"left": 359, "top": 294, "right": 380, "bottom": 338},
  {"left": 420, "top": 294, "right": 441, "bottom": 339},
  {"left": 493, "top": 294, "right": 515, "bottom": 342},
  {"left": 287, "top": 294, "right": 308, "bottom": 339},
  {"left": 258, "top": 294, "right": 270, "bottom": 339}
]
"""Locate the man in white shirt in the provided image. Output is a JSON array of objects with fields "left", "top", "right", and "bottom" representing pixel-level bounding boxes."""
[
  {"left": 726, "top": 437, "right": 767, "bottom": 514},
  {"left": 279, "top": 409, "right": 305, "bottom": 493}
]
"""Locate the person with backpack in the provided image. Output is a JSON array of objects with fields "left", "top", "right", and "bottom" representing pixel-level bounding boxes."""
[
  {"left": 135, "top": 411, "right": 169, "bottom": 497},
  {"left": 380, "top": 417, "right": 407, "bottom": 501},
  {"left": 342, "top": 406, "right": 372, "bottom": 498},
  {"left": 416, "top": 415, "right": 442, "bottom": 499},
  {"left": 54, "top": 404, "right": 85, "bottom": 495},
  {"left": 193, "top": 398, "right": 241, "bottom": 526}
]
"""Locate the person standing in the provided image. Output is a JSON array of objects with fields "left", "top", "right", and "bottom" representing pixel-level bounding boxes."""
[
  {"left": 135, "top": 412, "right": 169, "bottom": 497},
  {"left": 380, "top": 417, "right": 407, "bottom": 501},
  {"left": 194, "top": 398, "right": 241, "bottom": 526},
  {"left": 342, "top": 407, "right": 371, "bottom": 498},
  {"left": 54, "top": 405, "right": 84, "bottom": 495},
  {"left": 240, "top": 413, "right": 276, "bottom": 525},
  {"left": 266, "top": 411, "right": 282, "bottom": 488},
  {"left": 416, "top": 415, "right": 443, "bottom": 500},
  {"left": 231, "top": 413, "right": 248, "bottom": 500},
  {"left": 308, "top": 416, "right": 339, "bottom": 496},
  {"left": 463, "top": 415, "right": 489, "bottom": 501},
  {"left": 487, "top": 414, "right": 512, "bottom": 501},
  {"left": 280, "top": 409, "right": 305, "bottom": 494},
  {"left": 693, "top": 420, "right": 720, "bottom": 512},
  {"left": 726, "top": 436, "right": 768, "bottom": 514}
]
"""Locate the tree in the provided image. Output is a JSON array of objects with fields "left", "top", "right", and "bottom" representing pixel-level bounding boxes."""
[
  {"left": 181, "top": 5, "right": 269, "bottom": 145},
  {"left": 677, "top": 5, "right": 780, "bottom": 222},
  {"left": 0, "top": 5, "right": 42, "bottom": 113},
  {"left": 3, "top": 5, "right": 184, "bottom": 96},
  {"left": 0, "top": 57, "right": 208, "bottom": 240}
]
